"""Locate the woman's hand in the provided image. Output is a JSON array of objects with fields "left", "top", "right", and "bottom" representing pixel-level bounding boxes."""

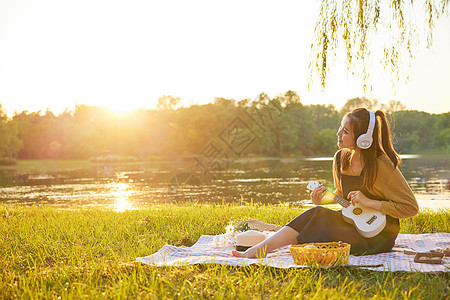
[
  {"left": 310, "top": 184, "right": 326, "bottom": 205},
  {"left": 347, "top": 190, "right": 382, "bottom": 211}
]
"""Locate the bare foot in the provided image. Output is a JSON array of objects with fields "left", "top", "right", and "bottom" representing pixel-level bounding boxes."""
[
  {"left": 232, "top": 247, "right": 266, "bottom": 259},
  {"left": 232, "top": 250, "right": 244, "bottom": 257},
  {"left": 231, "top": 227, "right": 298, "bottom": 259}
]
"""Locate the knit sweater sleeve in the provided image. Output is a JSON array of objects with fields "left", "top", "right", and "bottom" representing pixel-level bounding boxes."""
[{"left": 371, "top": 156, "right": 419, "bottom": 219}]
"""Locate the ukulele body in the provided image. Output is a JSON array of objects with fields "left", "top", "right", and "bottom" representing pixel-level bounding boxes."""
[
  {"left": 341, "top": 204, "right": 386, "bottom": 238},
  {"left": 307, "top": 181, "right": 387, "bottom": 238}
]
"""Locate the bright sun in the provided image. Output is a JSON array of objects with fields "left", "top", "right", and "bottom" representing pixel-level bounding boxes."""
[{"left": 106, "top": 102, "right": 140, "bottom": 114}]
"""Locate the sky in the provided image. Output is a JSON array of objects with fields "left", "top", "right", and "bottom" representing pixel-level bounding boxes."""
[{"left": 0, "top": 0, "right": 449, "bottom": 116}]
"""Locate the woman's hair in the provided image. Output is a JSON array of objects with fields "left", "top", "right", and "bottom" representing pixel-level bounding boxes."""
[{"left": 338, "top": 108, "right": 401, "bottom": 189}]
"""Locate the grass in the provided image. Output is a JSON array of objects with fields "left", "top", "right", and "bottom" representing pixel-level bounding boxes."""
[{"left": 1, "top": 204, "right": 449, "bottom": 299}]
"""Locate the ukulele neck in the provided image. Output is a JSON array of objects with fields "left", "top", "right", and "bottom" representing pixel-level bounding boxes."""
[{"left": 325, "top": 192, "right": 351, "bottom": 208}]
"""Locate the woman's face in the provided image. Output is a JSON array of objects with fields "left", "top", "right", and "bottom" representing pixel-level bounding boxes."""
[{"left": 337, "top": 116, "right": 356, "bottom": 149}]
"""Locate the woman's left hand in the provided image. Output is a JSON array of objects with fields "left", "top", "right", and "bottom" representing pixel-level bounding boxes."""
[{"left": 347, "top": 190, "right": 372, "bottom": 207}]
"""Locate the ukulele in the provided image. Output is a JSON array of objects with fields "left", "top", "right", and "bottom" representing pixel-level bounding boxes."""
[{"left": 307, "top": 181, "right": 386, "bottom": 238}]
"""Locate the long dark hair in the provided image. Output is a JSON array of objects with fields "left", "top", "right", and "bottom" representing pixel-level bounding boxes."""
[{"left": 338, "top": 108, "right": 401, "bottom": 189}]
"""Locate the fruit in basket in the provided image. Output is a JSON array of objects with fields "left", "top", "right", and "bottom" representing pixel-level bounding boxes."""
[
  {"left": 290, "top": 242, "right": 350, "bottom": 266},
  {"left": 304, "top": 245, "right": 318, "bottom": 249},
  {"left": 291, "top": 245, "right": 317, "bottom": 264},
  {"left": 321, "top": 252, "right": 336, "bottom": 265}
]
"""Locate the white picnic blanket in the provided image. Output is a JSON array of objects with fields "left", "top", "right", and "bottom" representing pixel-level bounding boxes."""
[{"left": 136, "top": 233, "right": 450, "bottom": 272}]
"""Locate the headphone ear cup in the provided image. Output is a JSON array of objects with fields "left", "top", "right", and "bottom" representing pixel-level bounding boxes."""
[
  {"left": 356, "top": 110, "right": 375, "bottom": 149},
  {"left": 357, "top": 134, "right": 372, "bottom": 149}
]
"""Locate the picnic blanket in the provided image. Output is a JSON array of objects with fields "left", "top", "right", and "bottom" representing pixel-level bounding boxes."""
[{"left": 137, "top": 232, "right": 450, "bottom": 272}]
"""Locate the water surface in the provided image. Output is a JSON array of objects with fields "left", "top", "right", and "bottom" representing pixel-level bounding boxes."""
[{"left": 0, "top": 155, "right": 448, "bottom": 211}]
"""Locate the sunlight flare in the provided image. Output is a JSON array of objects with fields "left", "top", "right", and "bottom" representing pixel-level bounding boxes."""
[{"left": 110, "top": 182, "right": 133, "bottom": 212}]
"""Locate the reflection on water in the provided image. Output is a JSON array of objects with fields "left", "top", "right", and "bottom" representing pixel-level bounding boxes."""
[
  {"left": 109, "top": 182, "right": 133, "bottom": 212},
  {"left": 0, "top": 155, "right": 449, "bottom": 211}
]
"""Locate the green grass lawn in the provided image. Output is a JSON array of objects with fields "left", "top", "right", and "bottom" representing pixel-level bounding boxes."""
[{"left": 1, "top": 204, "right": 449, "bottom": 299}]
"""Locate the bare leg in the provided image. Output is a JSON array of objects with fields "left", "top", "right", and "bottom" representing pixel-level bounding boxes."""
[{"left": 232, "top": 226, "right": 299, "bottom": 258}]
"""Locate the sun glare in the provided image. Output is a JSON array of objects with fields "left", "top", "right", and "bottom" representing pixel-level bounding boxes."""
[
  {"left": 110, "top": 182, "right": 133, "bottom": 212},
  {"left": 106, "top": 102, "right": 140, "bottom": 114}
]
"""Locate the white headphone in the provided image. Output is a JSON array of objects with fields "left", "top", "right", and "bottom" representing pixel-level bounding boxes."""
[{"left": 356, "top": 109, "right": 375, "bottom": 149}]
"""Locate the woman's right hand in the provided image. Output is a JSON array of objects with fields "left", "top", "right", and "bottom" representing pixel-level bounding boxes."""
[{"left": 310, "top": 184, "right": 326, "bottom": 205}]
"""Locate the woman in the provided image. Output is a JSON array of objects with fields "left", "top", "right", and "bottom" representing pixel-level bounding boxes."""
[{"left": 232, "top": 108, "right": 418, "bottom": 258}]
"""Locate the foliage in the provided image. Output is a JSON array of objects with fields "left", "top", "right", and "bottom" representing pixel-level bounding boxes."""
[
  {"left": 0, "top": 205, "right": 448, "bottom": 299},
  {"left": 0, "top": 105, "right": 22, "bottom": 159},
  {"left": 314, "top": 128, "right": 339, "bottom": 155},
  {"left": 391, "top": 110, "right": 440, "bottom": 153},
  {"left": 0, "top": 94, "right": 448, "bottom": 160},
  {"left": 309, "top": 0, "right": 450, "bottom": 91},
  {"left": 157, "top": 95, "right": 182, "bottom": 111}
]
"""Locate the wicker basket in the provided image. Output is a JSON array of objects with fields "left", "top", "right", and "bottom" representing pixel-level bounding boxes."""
[{"left": 289, "top": 241, "right": 351, "bottom": 267}]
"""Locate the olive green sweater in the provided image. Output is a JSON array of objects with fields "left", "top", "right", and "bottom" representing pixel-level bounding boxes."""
[{"left": 333, "top": 151, "right": 419, "bottom": 219}]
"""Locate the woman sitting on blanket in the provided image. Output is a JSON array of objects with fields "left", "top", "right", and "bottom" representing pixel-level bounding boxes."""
[{"left": 232, "top": 108, "right": 419, "bottom": 258}]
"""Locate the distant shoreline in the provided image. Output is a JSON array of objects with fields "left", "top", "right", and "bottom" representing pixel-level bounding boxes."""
[{"left": 1, "top": 152, "right": 449, "bottom": 168}]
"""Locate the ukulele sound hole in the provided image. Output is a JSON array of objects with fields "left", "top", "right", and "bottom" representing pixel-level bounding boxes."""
[{"left": 353, "top": 208, "right": 363, "bottom": 215}]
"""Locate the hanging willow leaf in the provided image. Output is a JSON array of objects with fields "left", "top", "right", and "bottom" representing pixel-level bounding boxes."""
[{"left": 308, "top": 0, "right": 449, "bottom": 92}]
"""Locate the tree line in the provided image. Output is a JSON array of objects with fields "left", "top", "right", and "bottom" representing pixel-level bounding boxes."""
[{"left": 0, "top": 91, "right": 448, "bottom": 162}]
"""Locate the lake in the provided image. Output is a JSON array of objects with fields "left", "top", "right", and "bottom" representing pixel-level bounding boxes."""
[{"left": 0, "top": 155, "right": 449, "bottom": 211}]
